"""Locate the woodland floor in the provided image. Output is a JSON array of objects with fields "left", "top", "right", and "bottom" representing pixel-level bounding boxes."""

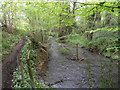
[
  {"left": 42, "top": 37, "right": 118, "bottom": 88},
  {"left": 2, "top": 38, "right": 26, "bottom": 88}
]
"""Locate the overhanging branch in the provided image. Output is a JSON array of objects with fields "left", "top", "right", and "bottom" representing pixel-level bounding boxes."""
[{"left": 74, "top": 2, "right": 119, "bottom": 10}]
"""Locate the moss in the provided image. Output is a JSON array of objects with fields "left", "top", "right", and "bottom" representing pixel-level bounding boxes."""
[{"left": 58, "top": 47, "right": 73, "bottom": 56}]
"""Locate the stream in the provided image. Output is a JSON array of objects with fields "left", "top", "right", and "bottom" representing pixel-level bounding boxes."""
[{"left": 43, "top": 37, "right": 118, "bottom": 88}]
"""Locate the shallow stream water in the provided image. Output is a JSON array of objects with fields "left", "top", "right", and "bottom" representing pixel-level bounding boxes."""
[{"left": 43, "top": 38, "right": 118, "bottom": 88}]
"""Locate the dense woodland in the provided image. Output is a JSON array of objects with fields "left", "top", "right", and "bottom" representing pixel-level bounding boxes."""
[{"left": 1, "top": 0, "right": 119, "bottom": 89}]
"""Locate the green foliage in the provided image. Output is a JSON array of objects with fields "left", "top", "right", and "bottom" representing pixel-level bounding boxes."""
[
  {"left": 48, "top": 32, "right": 57, "bottom": 37},
  {"left": 87, "top": 26, "right": 118, "bottom": 33},
  {"left": 58, "top": 47, "right": 73, "bottom": 56},
  {"left": 12, "top": 39, "right": 51, "bottom": 88},
  {"left": 1, "top": 1, "right": 119, "bottom": 88},
  {"left": 22, "top": 2, "right": 61, "bottom": 31},
  {"left": 87, "top": 30, "right": 119, "bottom": 59},
  {"left": 66, "top": 34, "right": 89, "bottom": 47},
  {"left": 2, "top": 32, "right": 21, "bottom": 56}
]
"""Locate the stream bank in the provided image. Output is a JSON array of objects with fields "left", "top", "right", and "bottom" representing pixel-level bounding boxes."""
[{"left": 2, "top": 37, "right": 27, "bottom": 88}]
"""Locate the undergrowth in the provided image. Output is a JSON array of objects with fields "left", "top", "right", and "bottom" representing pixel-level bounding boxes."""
[
  {"left": 87, "top": 32, "right": 119, "bottom": 60},
  {"left": 12, "top": 38, "right": 51, "bottom": 88},
  {"left": 2, "top": 31, "right": 22, "bottom": 60},
  {"left": 64, "top": 31, "right": 119, "bottom": 60}
]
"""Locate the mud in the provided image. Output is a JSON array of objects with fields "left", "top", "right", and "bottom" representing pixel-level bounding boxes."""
[{"left": 2, "top": 37, "right": 27, "bottom": 88}]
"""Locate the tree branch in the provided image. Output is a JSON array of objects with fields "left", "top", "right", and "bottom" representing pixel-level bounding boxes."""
[{"left": 74, "top": 2, "right": 119, "bottom": 10}]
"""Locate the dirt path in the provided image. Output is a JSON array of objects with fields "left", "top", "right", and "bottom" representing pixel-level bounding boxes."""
[
  {"left": 43, "top": 37, "right": 118, "bottom": 88},
  {"left": 2, "top": 37, "right": 27, "bottom": 88}
]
